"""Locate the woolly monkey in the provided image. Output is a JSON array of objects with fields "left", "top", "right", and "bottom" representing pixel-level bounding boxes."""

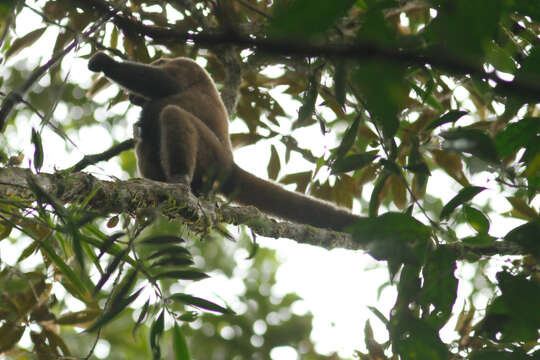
[{"left": 88, "top": 53, "right": 360, "bottom": 231}]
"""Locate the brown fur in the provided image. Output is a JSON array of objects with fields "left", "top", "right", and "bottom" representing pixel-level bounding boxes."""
[{"left": 88, "top": 52, "right": 360, "bottom": 231}]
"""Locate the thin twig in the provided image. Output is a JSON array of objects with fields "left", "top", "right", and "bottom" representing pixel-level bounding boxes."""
[
  {"left": 68, "top": 139, "right": 135, "bottom": 172},
  {"left": 0, "top": 90, "right": 46, "bottom": 121},
  {"left": 0, "top": 17, "right": 110, "bottom": 132},
  {"left": 234, "top": 0, "right": 271, "bottom": 19}
]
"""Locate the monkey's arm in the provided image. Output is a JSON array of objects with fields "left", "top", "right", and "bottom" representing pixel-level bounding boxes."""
[
  {"left": 88, "top": 52, "right": 181, "bottom": 99},
  {"left": 128, "top": 93, "right": 148, "bottom": 107}
]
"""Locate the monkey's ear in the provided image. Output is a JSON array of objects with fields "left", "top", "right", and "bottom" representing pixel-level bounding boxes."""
[{"left": 88, "top": 52, "right": 115, "bottom": 72}]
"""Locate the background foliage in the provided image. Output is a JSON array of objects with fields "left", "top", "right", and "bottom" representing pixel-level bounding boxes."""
[{"left": 0, "top": 0, "right": 539, "bottom": 359}]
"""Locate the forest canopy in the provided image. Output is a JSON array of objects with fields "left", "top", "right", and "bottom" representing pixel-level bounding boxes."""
[{"left": 0, "top": 0, "right": 538, "bottom": 359}]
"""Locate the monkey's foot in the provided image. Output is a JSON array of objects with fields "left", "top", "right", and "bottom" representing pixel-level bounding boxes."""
[{"left": 168, "top": 174, "right": 192, "bottom": 186}]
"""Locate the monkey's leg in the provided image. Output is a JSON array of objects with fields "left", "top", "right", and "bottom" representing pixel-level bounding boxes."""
[
  {"left": 88, "top": 53, "right": 181, "bottom": 99},
  {"left": 158, "top": 105, "right": 199, "bottom": 184},
  {"left": 135, "top": 141, "right": 166, "bottom": 181}
]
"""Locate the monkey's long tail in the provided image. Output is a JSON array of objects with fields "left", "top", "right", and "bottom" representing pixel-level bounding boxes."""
[{"left": 227, "top": 164, "right": 360, "bottom": 231}]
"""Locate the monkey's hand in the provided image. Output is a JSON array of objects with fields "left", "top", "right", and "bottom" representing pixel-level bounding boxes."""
[
  {"left": 88, "top": 52, "right": 115, "bottom": 72},
  {"left": 129, "top": 93, "right": 149, "bottom": 107}
]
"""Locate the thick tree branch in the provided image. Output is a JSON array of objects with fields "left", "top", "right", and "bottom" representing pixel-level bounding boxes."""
[
  {"left": 83, "top": 0, "right": 540, "bottom": 100},
  {"left": 0, "top": 167, "right": 359, "bottom": 250},
  {"left": 0, "top": 167, "right": 529, "bottom": 257}
]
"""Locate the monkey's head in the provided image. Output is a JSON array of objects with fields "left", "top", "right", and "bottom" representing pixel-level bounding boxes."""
[{"left": 151, "top": 57, "right": 214, "bottom": 91}]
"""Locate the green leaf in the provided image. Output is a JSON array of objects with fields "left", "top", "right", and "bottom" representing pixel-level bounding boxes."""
[
  {"left": 348, "top": 212, "right": 431, "bottom": 264},
  {"left": 424, "top": 1, "right": 502, "bottom": 59},
  {"left": 55, "top": 309, "right": 101, "bottom": 325},
  {"left": 353, "top": 63, "right": 407, "bottom": 138},
  {"left": 139, "top": 235, "right": 185, "bottom": 245},
  {"left": 270, "top": 0, "right": 356, "bottom": 39},
  {"left": 470, "top": 349, "right": 528, "bottom": 360},
  {"left": 0, "top": 220, "right": 11, "bottom": 241},
  {"left": 113, "top": 268, "right": 139, "bottom": 303},
  {"left": 173, "top": 323, "right": 191, "bottom": 360},
  {"left": 440, "top": 186, "right": 485, "bottom": 220},
  {"left": 295, "top": 74, "right": 319, "bottom": 128},
  {"left": 42, "top": 328, "right": 71, "bottom": 357},
  {"left": 26, "top": 177, "right": 86, "bottom": 271},
  {"left": 146, "top": 246, "right": 191, "bottom": 261},
  {"left": 391, "top": 314, "right": 451, "bottom": 360},
  {"left": 150, "top": 310, "right": 165, "bottom": 360},
  {"left": 367, "top": 306, "right": 389, "bottom": 327},
  {"left": 16, "top": 240, "right": 39, "bottom": 263},
  {"left": 246, "top": 240, "right": 259, "bottom": 260},
  {"left": 31, "top": 128, "right": 43, "bottom": 172},
  {"left": 506, "top": 45, "right": 540, "bottom": 102},
  {"left": 154, "top": 269, "right": 209, "bottom": 281},
  {"left": 485, "top": 43, "right": 517, "bottom": 73},
  {"left": 368, "top": 171, "right": 390, "bottom": 217},
  {"left": 408, "top": 139, "right": 430, "bottom": 198},
  {"left": 335, "top": 117, "right": 360, "bottom": 161},
  {"left": 5, "top": 27, "right": 47, "bottom": 59},
  {"left": 133, "top": 298, "right": 150, "bottom": 337},
  {"left": 38, "top": 235, "right": 89, "bottom": 300},
  {"left": 0, "top": 0, "right": 17, "bottom": 17},
  {"left": 395, "top": 264, "right": 422, "bottom": 307},
  {"left": 267, "top": 145, "right": 280, "bottom": 180},
  {"left": 463, "top": 206, "right": 490, "bottom": 233},
  {"left": 332, "top": 152, "right": 378, "bottom": 174},
  {"left": 169, "top": 293, "right": 234, "bottom": 314},
  {"left": 495, "top": 117, "right": 539, "bottom": 160},
  {"left": 504, "top": 219, "right": 540, "bottom": 258},
  {"left": 86, "top": 287, "right": 143, "bottom": 332},
  {"left": 97, "top": 232, "right": 125, "bottom": 260},
  {"left": 478, "top": 271, "right": 540, "bottom": 342},
  {"left": 509, "top": 2, "right": 540, "bottom": 22},
  {"left": 93, "top": 247, "right": 130, "bottom": 295},
  {"left": 441, "top": 128, "right": 499, "bottom": 163},
  {"left": 426, "top": 110, "right": 468, "bottom": 131},
  {"left": 420, "top": 247, "right": 458, "bottom": 329},
  {"left": 279, "top": 171, "right": 312, "bottom": 193},
  {"left": 462, "top": 233, "right": 496, "bottom": 248},
  {"left": 178, "top": 312, "right": 198, "bottom": 322},
  {"left": 359, "top": 5, "right": 395, "bottom": 45},
  {"left": 150, "top": 256, "right": 194, "bottom": 268},
  {"left": 107, "top": 215, "right": 120, "bottom": 228},
  {"left": 380, "top": 159, "right": 400, "bottom": 174},
  {"left": 408, "top": 79, "right": 443, "bottom": 111},
  {"left": 0, "top": 323, "right": 24, "bottom": 353}
]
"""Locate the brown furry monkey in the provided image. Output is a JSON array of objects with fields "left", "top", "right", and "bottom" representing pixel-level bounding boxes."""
[{"left": 88, "top": 52, "right": 360, "bottom": 231}]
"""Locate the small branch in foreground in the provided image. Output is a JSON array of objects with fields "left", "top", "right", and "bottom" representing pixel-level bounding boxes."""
[
  {"left": 68, "top": 139, "right": 135, "bottom": 172},
  {"left": 0, "top": 16, "right": 109, "bottom": 132},
  {"left": 0, "top": 41, "right": 77, "bottom": 132}
]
